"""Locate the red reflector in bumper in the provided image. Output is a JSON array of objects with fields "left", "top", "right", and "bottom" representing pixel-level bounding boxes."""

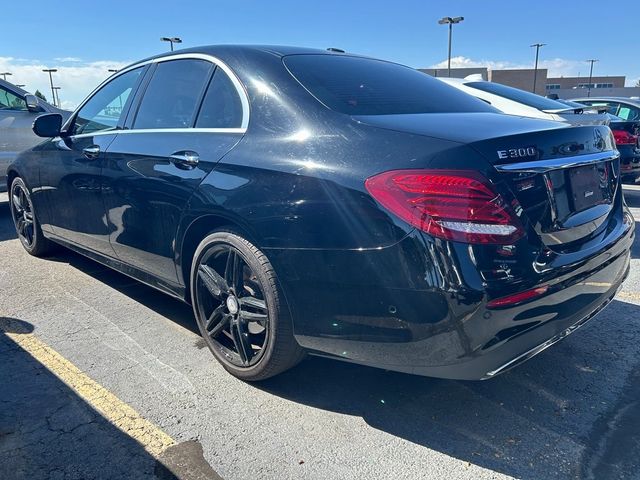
[{"left": 487, "top": 285, "right": 549, "bottom": 309}]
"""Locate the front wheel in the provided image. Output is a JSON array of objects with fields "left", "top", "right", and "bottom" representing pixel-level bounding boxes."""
[
  {"left": 190, "top": 230, "right": 304, "bottom": 381},
  {"left": 9, "top": 177, "right": 54, "bottom": 257}
]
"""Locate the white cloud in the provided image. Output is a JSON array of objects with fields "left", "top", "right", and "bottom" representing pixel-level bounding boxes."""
[
  {"left": 54, "top": 57, "right": 82, "bottom": 63},
  {"left": 0, "top": 56, "right": 130, "bottom": 110},
  {"left": 429, "top": 56, "right": 586, "bottom": 78}
]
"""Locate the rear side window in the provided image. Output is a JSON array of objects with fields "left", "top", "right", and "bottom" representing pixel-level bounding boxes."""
[
  {"left": 134, "top": 59, "right": 213, "bottom": 129},
  {"left": 195, "top": 69, "right": 243, "bottom": 128},
  {"left": 283, "top": 54, "right": 496, "bottom": 115}
]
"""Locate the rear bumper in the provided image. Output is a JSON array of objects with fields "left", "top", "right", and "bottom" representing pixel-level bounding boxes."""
[{"left": 270, "top": 210, "right": 634, "bottom": 380}]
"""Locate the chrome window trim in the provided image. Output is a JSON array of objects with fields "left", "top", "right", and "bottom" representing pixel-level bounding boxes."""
[
  {"left": 493, "top": 151, "right": 619, "bottom": 173},
  {"left": 65, "top": 52, "right": 249, "bottom": 135},
  {"left": 71, "top": 127, "right": 246, "bottom": 140}
]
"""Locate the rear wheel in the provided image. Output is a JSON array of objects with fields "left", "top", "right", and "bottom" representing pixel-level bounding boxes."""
[
  {"left": 190, "top": 230, "right": 304, "bottom": 381},
  {"left": 9, "top": 177, "right": 54, "bottom": 257}
]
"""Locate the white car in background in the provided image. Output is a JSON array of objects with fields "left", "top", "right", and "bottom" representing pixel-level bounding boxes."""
[{"left": 438, "top": 77, "right": 610, "bottom": 126}]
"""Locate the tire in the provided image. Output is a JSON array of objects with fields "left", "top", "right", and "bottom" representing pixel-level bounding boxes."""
[
  {"left": 190, "top": 230, "right": 304, "bottom": 381},
  {"left": 9, "top": 177, "right": 55, "bottom": 257}
]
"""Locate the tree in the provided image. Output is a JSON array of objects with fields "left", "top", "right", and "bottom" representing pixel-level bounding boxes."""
[
  {"left": 636, "top": 79, "right": 640, "bottom": 88},
  {"left": 34, "top": 90, "right": 47, "bottom": 102}
]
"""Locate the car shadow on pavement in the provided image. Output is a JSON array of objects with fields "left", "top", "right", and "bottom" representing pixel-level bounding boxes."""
[
  {"left": 0, "top": 316, "right": 181, "bottom": 480},
  {"left": 258, "top": 299, "right": 640, "bottom": 480}
]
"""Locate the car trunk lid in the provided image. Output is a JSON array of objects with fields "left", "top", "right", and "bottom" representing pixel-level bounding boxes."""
[{"left": 468, "top": 124, "right": 619, "bottom": 248}]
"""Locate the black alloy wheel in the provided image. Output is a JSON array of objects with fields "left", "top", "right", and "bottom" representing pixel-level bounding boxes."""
[
  {"left": 191, "top": 231, "right": 304, "bottom": 380},
  {"left": 10, "top": 177, "right": 53, "bottom": 256}
]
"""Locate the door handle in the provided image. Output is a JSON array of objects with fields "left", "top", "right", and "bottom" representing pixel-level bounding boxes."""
[
  {"left": 169, "top": 151, "right": 200, "bottom": 169},
  {"left": 82, "top": 145, "right": 100, "bottom": 160}
]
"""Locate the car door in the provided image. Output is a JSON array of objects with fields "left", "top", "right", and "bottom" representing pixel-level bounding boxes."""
[
  {"left": 38, "top": 67, "right": 146, "bottom": 255},
  {"left": 101, "top": 57, "right": 247, "bottom": 284}
]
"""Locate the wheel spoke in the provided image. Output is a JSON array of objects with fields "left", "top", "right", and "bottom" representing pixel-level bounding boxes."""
[
  {"left": 210, "top": 314, "right": 231, "bottom": 337},
  {"left": 12, "top": 194, "right": 23, "bottom": 213},
  {"left": 239, "top": 309, "right": 267, "bottom": 322},
  {"left": 24, "top": 224, "right": 33, "bottom": 244},
  {"left": 230, "top": 320, "right": 252, "bottom": 365},
  {"left": 225, "top": 249, "right": 243, "bottom": 292},
  {"left": 198, "top": 264, "right": 228, "bottom": 298},
  {"left": 16, "top": 218, "right": 25, "bottom": 235},
  {"left": 239, "top": 296, "right": 266, "bottom": 310},
  {"left": 205, "top": 304, "right": 225, "bottom": 330}
]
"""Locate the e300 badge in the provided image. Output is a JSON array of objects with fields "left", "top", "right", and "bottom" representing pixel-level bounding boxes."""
[{"left": 497, "top": 146, "right": 538, "bottom": 160}]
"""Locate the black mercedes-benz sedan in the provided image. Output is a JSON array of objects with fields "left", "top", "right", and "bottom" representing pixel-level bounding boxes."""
[{"left": 8, "top": 46, "right": 634, "bottom": 381}]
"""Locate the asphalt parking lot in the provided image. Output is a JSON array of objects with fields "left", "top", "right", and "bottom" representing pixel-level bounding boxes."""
[{"left": 1, "top": 187, "right": 639, "bottom": 480}]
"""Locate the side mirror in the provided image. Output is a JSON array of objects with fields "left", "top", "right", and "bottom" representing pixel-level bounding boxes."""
[
  {"left": 33, "top": 113, "right": 63, "bottom": 138},
  {"left": 25, "top": 94, "right": 41, "bottom": 113}
]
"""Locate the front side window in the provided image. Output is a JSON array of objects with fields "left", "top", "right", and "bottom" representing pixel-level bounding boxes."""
[
  {"left": 284, "top": 54, "right": 496, "bottom": 115},
  {"left": 134, "top": 59, "right": 213, "bottom": 129},
  {"left": 0, "top": 86, "right": 27, "bottom": 111},
  {"left": 195, "top": 68, "right": 243, "bottom": 128},
  {"left": 73, "top": 67, "right": 143, "bottom": 135}
]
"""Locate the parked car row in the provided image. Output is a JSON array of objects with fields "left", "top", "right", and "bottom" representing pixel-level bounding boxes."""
[
  {"left": 5, "top": 46, "right": 635, "bottom": 382},
  {"left": 0, "top": 79, "right": 71, "bottom": 192},
  {"left": 438, "top": 77, "right": 640, "bottom": 182}
]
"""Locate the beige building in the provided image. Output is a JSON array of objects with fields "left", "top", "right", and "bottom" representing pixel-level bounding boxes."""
[
  {"left": 420, "top": 67, "right": 638, "bottom": 99},
  {"left": 419, "top": 67, "right": 548, "bottom": 95},
  {"left": 545, "top": 76, "right": 626, "bottom": 91}
]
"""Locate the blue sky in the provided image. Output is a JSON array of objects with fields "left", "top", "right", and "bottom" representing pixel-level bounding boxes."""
[{"left": 4, "top": 0, "right": 639, "bottom": 108}]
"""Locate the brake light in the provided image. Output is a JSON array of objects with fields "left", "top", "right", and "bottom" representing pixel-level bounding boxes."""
[
  {"left": 487, "top": 285, "right": 549, "bottom": 309},
  {"left": 365, "top": 169, "right": 524, "bottom": 244},
  {"left": 612, "top": 129, "right": 638, "bottom": 146}
]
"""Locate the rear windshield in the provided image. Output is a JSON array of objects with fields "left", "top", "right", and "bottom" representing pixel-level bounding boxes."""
[
  {"left": 466, "top": 81, "right": 569, "bottom": 111},
  {"left": 283, "top": 54, "right": 496, "bottom": 116}
]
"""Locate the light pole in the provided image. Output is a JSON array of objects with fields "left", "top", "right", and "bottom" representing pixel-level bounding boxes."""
[
  {"left": 107, "top": 68, "right": 119, "bottom": 75},
  {"left": 16, "top": 84, "right": 25, "bottom": 88},
  {"left": 52, "top": 86, "right": 61, "bottom": 108},
  {"left": 160, "top": 37, "right": 182, "bottom": 51},
  {"left": 42, "top": 68, "right": 58, "bottom": 107},
  {"left": 586, "top": 59, "right": 599, "bottom": 98},
  {"left": 0, "top": 72, "right": 12, "bottom": 81},
  {"left": 438, "top": 16, "right": 464, "bottom": 78},
  {"left": 530, "top": 43, "right": 546, "bottom": 94}
]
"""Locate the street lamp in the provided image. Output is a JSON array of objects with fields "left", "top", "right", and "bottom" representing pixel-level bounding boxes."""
[
  {"left": 530, "top": 43, "right": 546, "bottom": 94},
  {"left": 16, "top": 84, "right": 26, "bottom": 88},
  {"left": 52, "top": 86, "right": 61, "bottom": 108},
  {"left": 0, "top": 72, "right": 12, "bottom": 81},
  {"left": 586, "top": 59, "right": 599, "bottom": 98},
  {"left": 160, "top": 37, "right": 182, "bottom": 51},
  {"left": 42, "top": 68, "right": 58, "bottom": 107},
  {"left": 107, "top": 68, "right": 119, "bottom": 74},
  {"left": 438, "top": 16, "right": 464, "bottom": 78}
]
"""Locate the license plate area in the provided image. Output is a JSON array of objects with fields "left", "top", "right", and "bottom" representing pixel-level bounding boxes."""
[{"left": 569, "top": 164, "right": 607, "bottom": 212}]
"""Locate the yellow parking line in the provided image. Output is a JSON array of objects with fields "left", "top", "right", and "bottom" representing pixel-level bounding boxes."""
[
  {"left": 3, "top": 318, "right": 175, "bottom": 456},
  {"left": 617, "top": 291, "right": 640, "bottom": 302}
]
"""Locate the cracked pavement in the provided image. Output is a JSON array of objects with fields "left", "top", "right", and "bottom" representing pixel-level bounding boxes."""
[{"left": 0, "top": 187, "right": 639, "bottom": 480}]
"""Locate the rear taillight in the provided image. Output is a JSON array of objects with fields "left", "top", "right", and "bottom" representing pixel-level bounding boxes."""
[
  {"left": 487, "top": 285, "right": 549, "bottom": 309},
  {"left": 612, "top": 129, "right": 639, "bottom": 146},
  {"left": 365, "top": 169, "right": 524, "bottom": 244}
]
